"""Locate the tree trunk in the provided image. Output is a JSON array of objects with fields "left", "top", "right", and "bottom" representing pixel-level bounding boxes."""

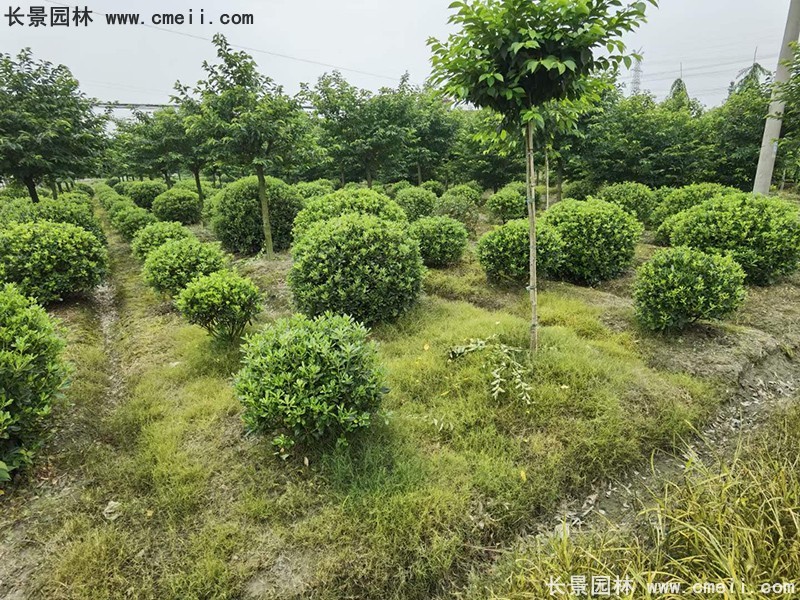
[
  {"left": 366, "top": 169, "right": 373, "bottom": 189},
  {"left": 256, "top": 165, "right": 275, "bottom": 260},
  {"left": 545, "top": 150, "right": 550, "bottom": 210},
  {"left": 193, "top": 168, "right": 204, "bottom": 202},
  {"left": 50, "top": 180, "right": 58, "bottom": 200},
  {"left": 57, "top": 181, "right": 64, "bottom": 194},
  {"left": 417, "top": 160, "right": 423, "bottom": 186},
  {"left": 340, "top": 170, "right": 345, "bottom": 188},
  {"left": 556, "top": 161, "right": 563, "bottom": 203},
  {"left": 24, "top": 177, "right": 40, "bottom": 203},
  {"left": 525, "top": 122, "right": 538, "bottom": 353}
]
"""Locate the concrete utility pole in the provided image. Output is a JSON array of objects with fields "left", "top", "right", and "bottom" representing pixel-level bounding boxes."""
[{"left": 753, "top": 0, "right": 800, "bottom": 194}]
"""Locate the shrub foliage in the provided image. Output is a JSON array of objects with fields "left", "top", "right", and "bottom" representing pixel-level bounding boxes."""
[
  {"left": 131, "top": 221, "right": 197, "bottom": 261},
  {"left": 176, "top": 270, "right": 262, "bottom": 342},
  {"left": 0, "top": 283, "right": 68, "bottom": 480},
  {"left": 409, "top": 216, "right": 469, "bottom": 267},
  {"left": 634, "top": 246, "right": 746, "bottom": 331},
  {"left": 668, "top": 193, "right": 800, "bottom": 285},
  {"left": 541, "top": 199, "right": 642, "bottom": 284},
  {"left": 650, "top": 183, "right": 739, "bottom": 226},
  {"left": 289, "top": 214, "right": 424, "bottom": 325},
  {"left": 487, "top": 185, "right": 526, "bottom": 223},
  {"left": 596, "top": 181, "right": 656, "bottom": 223},
  {"left": 0, "top": 221, "right": 108, "bottom": 303},
  {"left": 292, "top": 188, "right": 406, "bottom": 239},
  {"left": 126, "top": 180, "right": 168, "bottom": 209},
  {"left": 477, "top": 219, "right": 565, "bottom": 284},
  {"left": 111, "top": 205, "right": 158, "bottom": 240},
  {"left": 143, "top": 238, "right": 227, "bottom": 296},
  {"left": 395, "top": 186, "right": 437, "bottom": 221},
  {"left": 235, "top": 312, "right": 385, "bottom": 451},
  {"left": 434, "top": 184, "right": 481, "bottom": 230},
  {"left": 151, "top": 188, "right": 202, "bottom": 224}
]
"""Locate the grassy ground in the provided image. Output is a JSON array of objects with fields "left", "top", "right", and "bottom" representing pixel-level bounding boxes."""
[{"left": 2, "top": 211, "right": 799, "bottom": 599}]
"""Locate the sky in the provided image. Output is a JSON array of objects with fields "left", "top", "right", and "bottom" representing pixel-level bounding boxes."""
[{"left": 0, "top": 0, "right": 793, "bottom": 112}]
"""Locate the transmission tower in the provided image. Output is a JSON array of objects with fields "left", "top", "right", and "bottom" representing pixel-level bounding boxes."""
[{"left": 631, "top": 49, "right": 643, "bottom": 95}]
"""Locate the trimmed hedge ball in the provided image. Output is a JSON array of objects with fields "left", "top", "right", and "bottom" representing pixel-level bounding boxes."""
[
  {"left": 650, "top": 183, "right": 739, "bottom": 227},
  {"left": 292, "top": 188, "right": 407, "bottom": 240},
  {"left": 634, "top": 246, "right": 746, "bottom": 331},
  {"left": 434, "top": 184, "right": 481, "bottom": 230},
  {"left": 151, "top": 188, "right": 202, "bottom": 224},
  {"left": 176, "top": 270, "right": 262, "bottom": 342},
  {"left": 131, "top": 221, "right": 197, "bottom": 261},
  {"left": 0, "top": 283, "right": 68, "bottom": 479},
  {"left": 667, "top": 193, "right": 800, "bottom": 285},
  {"left": 477, "top": 219, "right": 565, "bottom": 284},
  {"left": 210, "top": 176, "right": 303, "bottom": 254},
  {"left": 33, "top": 198, "right": 105, "bottom": 243},
  {"left": 562, "top": 179, "right": 597, "bottom": 201},
  {"left": 293, "top": 179, "right": 336, "bottom": 200},
  {"left": 487, "top": 185, "right": 527, "bottom": 223},
  {"left": 126, "top": 180, "right": 168, "bottom": 209},
  {"left": 143, "top": 238, "right": 228, "bottom": 296},
  {"left": 235, "top": 312, "right": 385, "bottom": 451},
  {"left": 409, "top": 216, "right": 469, "bottom": 267},
  {"left": 0, "top": 221, "right": 108, "bottom": 303},
  {"left": 384, "top": 180, "right": 413, "bottom": 199},
  {"left": 541, "top": 199, "right": 643, "bottom": 285},
  {"left": 74, "top": 182, "right": 95, "bottom": 197},
  {"left": 395, "top": 186, "right": 437, "bottom": 221},
  {"left": 420, "top": 180, "right": 446, "bottom": 197},
  {"left": 289, "top": 214, "right": 424, "bottom": 325},
  {"left": 111, "top": 205, "right": 158, "bottom": 240},
  {"left": 596, "top": 181, "right": 656, "bottom": 223},
  {"left": 0, "top": 197, "right": 36, "bottom": 226}
]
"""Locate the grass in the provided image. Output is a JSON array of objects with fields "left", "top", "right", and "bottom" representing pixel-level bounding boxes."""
[{"left": 466, "top": 399, "right": 800, "bottom": 600}]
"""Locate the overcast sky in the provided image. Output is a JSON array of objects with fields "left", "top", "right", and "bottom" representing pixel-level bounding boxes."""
[{"left": 0, "top": 0, "right": 792, "bottom": 111}]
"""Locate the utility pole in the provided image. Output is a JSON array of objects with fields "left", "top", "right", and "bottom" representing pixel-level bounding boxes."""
[
  {"left": 753, "top": 0, "right": 800, "bottom": 194},
  {"left": 631, "top": 49, "right": 643, "bottom": 95}
]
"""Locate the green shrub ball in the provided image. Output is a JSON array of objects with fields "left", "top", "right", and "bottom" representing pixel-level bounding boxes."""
[
  {"left": 420, "top": 180, "right": 446, "bottom": 197},
  {"left": 289, "top": 214, "right": 424, "bottom": 325},
  {"left": 292, "top": 188, "right": 406, "bottom": 240},
  {"left": 0, "top": 283, "right": 68, "bottom": 478},
  {"left": 210, "top": 176, "right": 303, "bottom": 254},
  {"left": 487, "top": 185, "right": 526, "bottom": 223},
  {"left": 596, "top": 181, "right": 656, "bottom": 223},
  {"left": 0, "top": 221, "right": 108, "bottom": 303},
  {"left": 235, "top": 312, "right": 385, "bottom": 450},
  {"left": 668, "top": 193, "right": 800, "bottom": 285},
  {"left": 111, "top": 205, "right": 158, "bottom": 240},
  {"left": 131, "top": 221, "right": 197, "bottom": 261},
  {"left": 176, "top": 270, "right": 262, "bottom": 342},
  {"left": 152, "top": 188, "right": 202, "bottom": 225},
  {"left": 542, "top": 199, "right": 643, "bottom": 285},
  {"left": 650, "top": 183, "right": 739, "bottom": 227},
  {"left": 477, "top": 219, "right": 565, "bottom": 284},
  {"left": 634, "top": 247, "right": 746, "bottom": 331},
  {"left": 143, "top": 238, "right": 228, "bottom": 296},
  {"left": 126, "top": 180, "right": 168, "bottom": 209},
  {"left": 395, "top": 186, "right": 437, "bottom": 222},
  {"left": 409, "top": 216, "right": 468, "bottom": 267},
  {"left": 434, "top": 185, "right": 481, "bottom": 230}
]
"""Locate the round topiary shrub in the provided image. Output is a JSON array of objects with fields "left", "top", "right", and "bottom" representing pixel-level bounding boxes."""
[
  {"left": 395, "top": 186, "right": 437, "bottom": 221},
  {"left": 176, "top": 270, "right": 262, "bottom": 342},
  {"left": 487, "top": 185, "right": 526, "bottom": 223},
  {"left": 0, "top": 283, "right": 68, "bottom": 480},
  {"left": 384, "top": 180, "right": 413, "bottom": 199},
  {"left": 32, "top": 198, "right": 105, "bottom": 243},
  {"left": 634, "top": 246, "right": 746, "bottom": 331},
  {"left": 112, "top": 180, "right": 136, "bottom": 197},
  {"left": 126, "top": 180, "right": 168, "bottom": 209},
  {"left": 235, "top": 312, "right": 385, "bottom": 451},
  {"left": 420, "top": 180, "right": 446, "bottom": 197},
  {"left": 596, "top": 181, "right": 656, "bottom": 223},
  {"left": 131, "top": 221, "right": 197, "bottom": 261},
  {"left": 562, "top": 179, "right": 597, "bottom": 201},
  {"left": 210, "top": 176, "right": 303, "bottom": 254},
  {"left": 434, "top": 184, "right": 481, "bottom": 230},
  {"left": 143, "top": 238, "right": 228, "bottom": 296},
  {"left": 293, "top": 179, "right": 336, "bottom": 200},
  {"left": 650, "top": 183, "right": 740, "bottom": 227},
  {"left": 0, "top": 221, "right": 108, "bottom": 303},
  {"left": 0, "top": 197, "right": 35, "bottom": 226},
  {"left": 541, "top": 199, "right": 643, "bottom": 284},
  {"left": 111, "top": 205, "right": 158, "bottom": 240},
  {"left": 107, "top": 198, "right": 136, "bottom": 219},
  {"left": 151, "top": 188, "right": 202, "bottom": 224},
  {"left": 289, "top": 214, "right": 424, "bottom": 325},
  {"left": 409, "top": 216, "right": 469, "bottom": 267},
  {"left": 667, "top": 193, "right": 800, "bottom": 285},
  {"left": 476, "top": 219, "right": 565, "bottom": 284},
  {"left": 292, "top": 188, "right": 407, "bottom": 239}
]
